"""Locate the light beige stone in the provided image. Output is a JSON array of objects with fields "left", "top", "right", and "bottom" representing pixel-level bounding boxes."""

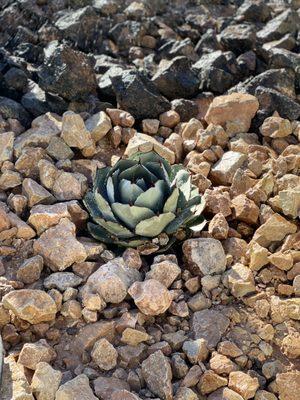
[
  {"left": 229, "top": 371, "right": 259, "bottom": 400},
  {"left": 91, "top": 338, "right": 117, "bottom": 371},
  {"left": 55, "top": 374, "right": 97, "bottom": 400},
  {"left": 31, "top": 362, "right": 62, "bottom": 400}
]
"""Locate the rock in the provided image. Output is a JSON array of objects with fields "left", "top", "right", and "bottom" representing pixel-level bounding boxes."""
[
  {"left": 278, "top": 189, "right": 300, "bottom": 219},
  {"left": 182, "top": 339, "right": 209, "bottom": 364},
  {"left": 175, "top": 387, "right": 198, "bottom": 400},
  {"left": 208, "top": 387, "right": 244, "bottom": 400},
  {"left": 0, "top": 355, "right": 34, "bottom": 400},
  {"left": 257, "top": 9, "right": 300, "bottom": 43},
  {"left": 46, "top": 137, "right": 74, "bottom": 161},
  {"left": 209, "top": 353, "right": 238, "bottom": 375},
  {"left": 28, "top": 203, "right": 71, "bottom": 235},
  {"left": 219, "top": 24, "right": 256, "bottom": 54},
  {"left": 205, "top": 93, "right": 259, "bottom": 135},
  {"left": 0, "top": 96, "right": 31, "bottom": 127},
  {"left": 142, "top": 350, "right": 173, "bottom": 400},
  {"left": 188, "top": 292, "right": 212, "bottom": 312},
  {"left": 0, "top": 170, "right": 22, "bottom": 190},
  {"left": 152, "top": 56, "right": 199, "bottom": 100},
  {"left": 210, "top": 151, "right": 247, "bottom": 185},
  {"left": 18, "top": 340, "right": 56, "bottom": 370},
  {"left": 22, "top": 178, "right": 55, "bottom": 208},
  {"left": 85, "top": 111, "right": 112, "bottom": 142},
  {"left": 0, "top": 208, "right": 11, "bottom": 233},
  {"left": 0, "top": 131, "right": 14, "bottom": 163},
  {"left": 52, "top": 171, "right": 87, "bottom": 201},
  {"left": 198, "top": 370, "right": 227, "bottom": 395},
  {"left": 38, "top": 44, "right": 97, "bottom": 101},
  {"left": 281, "top": 332, "right": 300, "bottom": 359},
  {"left": 270, "top": 296, "right": 300, "bottom": 323},
  {"left": 229, "top": 371, "right": 259, "bottom": 400},
  {"left": 91, "top": 338, "right": 118, "bottom": 371},
  {"left": 142, "top": 118, "right": 160, "bottom": 135},
  {"left": 122, "top": 248, "right": 142, "bottom": 270},
  {"left": 17, "top": 255, "right": 43, "bottom": 284},
  {"left": 84, "top": 257, "right": 141, "bottom": 303},
  {"left": 252, "top": 213, "right": 297, "bottom": 247},
  {"left": 3, "top": 289, "right": 57, "bottom": 324},
  {"left": 232, "top": 195, "right": 259, "bottom": 225},
  {"left": 33, "top": 219, "right": 87, "bottom": 271},
  {"left": 191, "top": 309, "right": 230, "bottom": 348},
  {"left": 55, "top": 374, "right": 97, "bottom": 400},
  {"left": 16, "top": 147, "right": 50, "bottom": 179},
  {"left": 111, "top": 70, "right": 170, "bottom": 119},
  {"left": 31, "top": 362, "right": 62, "bottom": 400},
  {"left": 111, "top": 391, "right": 142, "bottom": 400},
  {"left": 146, "top": 260, "right": 181, "bottom": 288},
  {"left": 94, "top": 377, "right": 130, "bottom": 400},
  {"left": 121, "top": 328, "right": 150, "bottom": 346},
  {"left": 208, "top": 212, "right": 229, "bottom": 240},
  {"left": 125, "top": 132, "right": 175, "bottom": 164},
  {"left": 44, "top": 272, "right": 82, "bottom": 292},
  {"left": 8, "top": 211, "right": 36, "bottom": 239},
  {"left": 129, "top": 279, "right": 172, "bottom": 316},
  {"left": 61, "top": 111, "right": 93, "bottom": 150},
  {"left": 159, "top": 110, "right": 180, "bottom": 128},
  {"left": 248, "top": 242, "right": 270, "bottom": 271},
  {"left": 260, "top": 116, "right": 292, "bottom": 138},
  {"left": 254, "top": 390, "right": 277, "bottom": 400},
  {"left": 276, "top": 371, "right": 300, "bottom": 400},
  {"left": 268, "top": 251, "right": 293, "bottom": 271},
  {"left": 182, "top": 238, "right": 226, "bottom": 276},
  {"left": 227, "top": 263, "right": 255, "bottom": 298}
]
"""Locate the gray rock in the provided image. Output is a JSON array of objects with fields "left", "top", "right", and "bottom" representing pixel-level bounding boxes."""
[
  {"left": 191, "top": 309, "right": 230, "bottom": 349},
  {"left": 182, "top": 238, "right": 226, "bottom": 276},
  {"left": 44, "top": 272, "right": 82, "bottom": 292}
]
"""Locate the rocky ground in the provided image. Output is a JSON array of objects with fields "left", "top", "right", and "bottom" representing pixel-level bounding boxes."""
[{"left": 0, "top": 0, "right": 300, "bottom": 399}]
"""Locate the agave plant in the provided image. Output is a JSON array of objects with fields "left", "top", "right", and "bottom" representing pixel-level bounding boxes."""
[{"left": 84, "top": 151, "right": 205, "bottom": 251}]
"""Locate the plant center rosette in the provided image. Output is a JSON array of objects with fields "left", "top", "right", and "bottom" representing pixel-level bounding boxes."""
[{"left": 83, "top": 151, "right": 206, "bottom": 253}]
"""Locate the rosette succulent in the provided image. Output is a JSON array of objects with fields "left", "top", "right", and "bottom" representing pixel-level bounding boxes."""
[{"left": 84, "top": 151, "right": 205, "bottom": 251}]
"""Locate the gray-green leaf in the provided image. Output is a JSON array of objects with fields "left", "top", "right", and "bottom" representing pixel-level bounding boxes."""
[
  {"left": 135, "top": 212, "right": 175, "bottom": 237},
  {"left": 111, "top": 203, "right": 155, "bottom": 229}
]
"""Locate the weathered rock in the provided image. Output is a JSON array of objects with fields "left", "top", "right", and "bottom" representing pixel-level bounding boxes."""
[
  {"left": 85, "top": 111, "right": 112, "bottom": 142},
  {"left": 257, "top": 9, "right": 300, "bottom": 43},
  {"left": 0, "top": 131, "right": 14, "bottom": 163},
  {"left": 198, "top": 370, "right": 227, "bottom": 395},
  {"left": 33, "top": 219, "right": 87, "bottom": 271},
  {"left": 22, "top": 178, "right": 55, "bottom": 208},
  {"left": 276, "top": 371, "right": 300, "bottom": 400},
  {"left": 270, "top": 296, "right": 300, "bottom": 323},
  {"left": 121, "top": 327, "right": 150, "bottom": 346},
  {"left": 28, "top": 203, "right": 71, "bottom": 235},
  {"left": 205, "top": 93, "right": 259, "bottom": 135},
  {"left": 61, "top": 111, "right": 93, "bottom": 150},
  {"left": 44, "top": 272, "right": 82, "bottom": 292},
  {"left": 129, "top": 279, "right": 172, "bottom": 316},
  {"left": 84, "top": 257, "right": 141, "bottom": 304},
  {"left": 31, "top": 362, "right": 62, "bottom": 400},
  {"left": 232, "top": 195, "right": 259, "bottom": 225},
  {"left": 18, "top": 340, "right": 56, "bottom": 370},
  {"left": 183, "top": 238, "right": 226, "bottom": 276},
  {"left": 182, "top": 339, "right": 209, "bottom": 364},
  {"left": 229, "top": 371, "right": 259, "bottom": 400},
  {"left": 142, "top": 350, "right": 173, "bottom": 400},
  {"left": 17, "top": 255, "right": 43, "bottom": 284},
  {"left": 91, "top": 338, "right": 118, "bottom": 371},
  {"left": 146, "top": 260, "right": 181, "bottom": 288},
  {"left": 55, "top": 374, "right": 97, "bottom": 400},
  {"left": 191, "top": 309, "right": 230, "bottom": 348},
  {"left": 227, "top": 263, "right": 256, "bottom": 298},
  {"left": 94, "top": 377, "right": 130, "bottom": 400},
  {"left": 210, "top": 151, "right": 247, "bottom": 185},
  {"left": 125, "top": 133, "right": 175, "bottom": 164},
  {"left": 46, "top": 136, "right": 74, "bottom": 161},
  {"left": 209, "top": 353, "right": 238, "bottom": 375},
  {"left": 260, "top": 116, "right": 292, "bottom": 138},
  {"left": 3, "top": 289, "right": 57, "bottom": 324}
]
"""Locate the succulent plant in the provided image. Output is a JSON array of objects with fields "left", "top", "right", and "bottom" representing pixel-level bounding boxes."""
[{"left": 84, "top": 151, "right": 205, "bottom": 252}]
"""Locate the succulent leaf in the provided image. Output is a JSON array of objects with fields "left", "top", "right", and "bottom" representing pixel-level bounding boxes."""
[
  {"left": 119, "top": 179, "right": 144, "bottom": 204},
  {"left": 135, "top": 212, "right": 175, "bottom": 237},
  {"left": 111, "top": 203, "right": 155, "bottom": 229}
]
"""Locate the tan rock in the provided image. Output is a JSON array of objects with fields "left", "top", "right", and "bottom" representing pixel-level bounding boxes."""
[
  {"left": 17, "top": 255, "right": 43, "bottom": 284},
  {"left": 164, "top": 133, "right": 183, "bottom": 163},
  {"left": 33, "top": 219, "right": 87, "bottom": 271},
  {"left": 8, "top": 212, "right": 36, "bottom": 239},
  {"left": 276, "top": 371, "right": 300, "bottom": 400},
  {"left": 205, "top": 93, "right": 259, "bottom": 135},
  {"left": 232, "top": 194, "right": 259, "bottom": 225},
  {"left": 281, "top": 332, "right": 300, "bottom": 359},
  {"left": 247, "top": 242, "right": 270, "bottom": 271},
  {"left": 227, "top": 263, "right": 256, "bottom": 298},
  {"left": 85, "top": 111, "right": 112, "bottom": 142},
  {"left": 121, "top": 328, "right": 150, "bottom": 346},
  {"left": 268, "top": 251, "right": 293, "bottom": 271},
  {"left": 278, "top": 189, "right": 300, "bottom": 219},
  {"left": 198, "top": 370, "right": 227, "bottom": 395},
  {"left": 159, "top": 110, "right": 180, "bottom": 128},
  {"left": 142, "top": 119, "right": 160, "bottom": 134},
  {"left": 229, "top": 371, "right": 259, "bottom": 400},
  {"left": 204, "top": 188, "right": 232, "bottom": 216},
  {"left": 61, "top": 111, "right": 93, "bottom": 150},
  {"left": 3, "top": 289, "right": 57, "bottom": 324},
  {"left": 182, "top": 339, "right": 209, "bottom": 364},
  {"left": 252, "top": 213, "right": 297, "bottom": 247},
  {"left": 106, "top": 108, "right": 135, "bottom": 127},
  {"left": 22, "top": 178, "right": 54, "bottom": 207},
  {"left": 0, "top": 207, "right": 10, "bottom": 232},
  {"left": 31, "top": 362, "right": 62, "bottom": 400},
  {"left": 94, "top": 377, "right": 129, "bottom": 400},
  {"left": 0, "top": 169, "right": 22, "bottom": 190},
  {"left": 28, "top": 203, "right": 71, "bottom": 235},
  {"left": 55, "top": 374, "right": 97, "bottom": 400},
  {"left": 146, "top": 260, "right": 180, "bottom": 288},
  {"left": 210, "top": 151, "right": 247, "bottom": 185},
  {"left": 260, "top": 116, "right": 292, "bottom": 138},
  {"left": 217, "top": 341, "right": 243, "bottom": 358},
  {"left": 91, "top": 338, "right": 118, "bottom": 371},
  {"left": 52, "top": 171, "right": 87, "bottom": 201},
  {"left": 18, "top": 340, "right": 56, "bottom": 370},
  {"left": 255, "top": 390, "right": 277, "bottom": 400},
  {"left": 208, "top": 213, "right": 229, "bottom": 240},
  {"left": 181, "top": 118, "right": 203, "bottom": 141},
  {"left": 111, "top": 391, "right": 142, "bottom": 400},
  {"left": 84, "top": 258, "right": 141, "bottom": 304},
  {"left": 129, "top": 279, "right": 172, "bottom": 316},
  {"left": 210, "top": 352, "right": 238, "bottom": 375},
  {"left": 0, "top": 131, "right": 14, "bottom": 162},
  {"left": 125, "top": 133, "right": 175, "bottom": 164},
  {"left": 270, "top": 296, "right": 300, "bottom": 323}
]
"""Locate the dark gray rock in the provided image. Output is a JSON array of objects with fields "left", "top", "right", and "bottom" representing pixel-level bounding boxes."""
[
  {"left": 109, "top": 21, "right": 146, "bottom": 51},
  {"left": 111, "top": 69, "right": 170, "bottom": 119},
  {"left": 219, "top": 23, "right": 256, "bottom": 54},
  {"left": 4, "top": 67, "right": 28, "bottom": 92},
  {"left": 98, "top": 65, "right": 125, "bottom": 98},
  {"left": 236, "top": 0, "right": 271, "bottom": 22},
  {"left": 21, "top": 82, "right": 50, "bottom": 116},
  {"left": 152, "top": 56, "right": 199, "bottom": 99},
  {"left": 171, "top": 98, "right": 198, "bottom": 122},
  {"left": 38, "top": 44, "right": 97, "bottom": 101},
  {"left": 257, "top": 9, "right": 300, "bottom": 43},
  {"left": 269, "top": 48, "right": 300, "bottom": 89},
  {"left": 0, "top": 96, "right": 31, "bottom": 127},
  {"left": 191, "top": 309, "right": 230, "bottom": 349}
]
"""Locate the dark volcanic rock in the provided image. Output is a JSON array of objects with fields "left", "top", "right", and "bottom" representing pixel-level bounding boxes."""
[
  {"left": 0, "top": 96, "right": 31, "bottom": 127},
  {"left": 171, "top": 98, "right": 198, "bottom": 122},
  {"left": 109, "top": 21, "right": 146, "bottom": 52},
  {"left": 219, "top": 23, "right": 256, "bottom": 54},
  {"left": 152, "top": 56, "right": 199, "bottom": 100},
  {"left": 38, "top": 43, "right": 97, "bottom": 101},
  {"left": 236, "top": 0, "right": 271, "bottom": 22},
  {"left": 257, "top": 9, "right": 300, "bottom": 43},
  {"left": 111, "top": 69, "right": 170, "bottom": 119}
]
